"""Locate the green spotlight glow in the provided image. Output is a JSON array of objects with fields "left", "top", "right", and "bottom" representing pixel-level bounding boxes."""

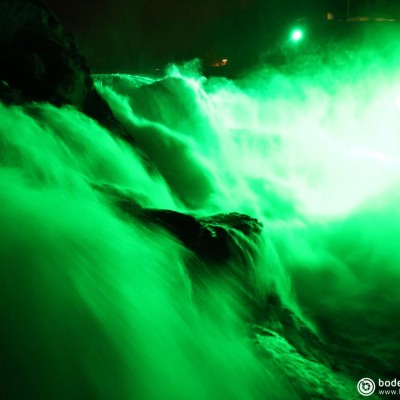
[{"left": 291, "top": 29, "right": 303, "bottom": 41}]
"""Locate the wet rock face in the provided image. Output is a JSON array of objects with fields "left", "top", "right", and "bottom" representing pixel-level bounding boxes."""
[
  {"left": 99, "top": 184, "right": 263, "bottom": 268},
  {"left": 0, "top": 0, "right": 117, "bottom": 129},
  {"left": 0, "top": 0, "right": 88, "bottom": 106},
  {"left": 139, "top": 209, "right": 263, "bottom": 264}
]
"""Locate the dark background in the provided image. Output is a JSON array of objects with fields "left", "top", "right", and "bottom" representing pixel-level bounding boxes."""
[{"left": 44, "top": 0, "right": 400, "bottom": 73}]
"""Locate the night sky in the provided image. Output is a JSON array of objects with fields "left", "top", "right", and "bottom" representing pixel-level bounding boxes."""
[
  {"left": 43, "top": 0, "right": 317, "bottom": 72},
  {"left": 44, "top": 0, "right": 400, "bottom": 73}
]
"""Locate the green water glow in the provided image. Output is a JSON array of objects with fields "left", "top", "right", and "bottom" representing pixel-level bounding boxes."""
[{"left": 1, "top": 40, "right": 400, "bottom": 400}]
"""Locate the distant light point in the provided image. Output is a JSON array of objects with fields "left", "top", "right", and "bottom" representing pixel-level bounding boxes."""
[{"left": 291, "top": 29, "right": 303, "bottom": 41}]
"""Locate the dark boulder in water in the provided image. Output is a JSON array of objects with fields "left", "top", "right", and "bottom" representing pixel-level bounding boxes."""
[
  {"left": 139, "top": 209, "right": 263, "bottom": 264},
  {"left": 100, "top": 184, "right": 263, "bottom": 266},
  {"left": 0, "top": 0, "right": 117, "bottom": 130}
]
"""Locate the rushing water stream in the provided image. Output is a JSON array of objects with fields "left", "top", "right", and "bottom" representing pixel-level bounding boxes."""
[{"left": 1, "top": 45, "right": 400, "bottom": 399}]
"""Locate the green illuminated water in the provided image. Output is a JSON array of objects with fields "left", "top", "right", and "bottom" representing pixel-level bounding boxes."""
[{"left": 1, "top": 46, "right": 400, "bottom": 399}]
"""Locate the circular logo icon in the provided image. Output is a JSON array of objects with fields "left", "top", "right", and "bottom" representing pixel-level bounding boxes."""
[{"left": 357, "top": 378, "right": 376, "bottom": 396}]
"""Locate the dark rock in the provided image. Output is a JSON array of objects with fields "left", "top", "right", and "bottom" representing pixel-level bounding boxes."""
[
  {"left": 100, "top": 184, "right": 263, "bottom": 265},
  {"left": 0, "top": 80, "right": 24, "bottom": 104},
  {"left": 0, "top": 0, "right": 86, "bottom": 105},
  {"left": 0, "top": 0, "right": 120, "bottom": 131},
  {"left": 139, "top": 210, "right": 264, "bottom": 292}
]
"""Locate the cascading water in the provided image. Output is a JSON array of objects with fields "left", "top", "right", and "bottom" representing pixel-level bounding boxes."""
[{"left": 1, "top": 40, "right": 400, "bottom": 399}]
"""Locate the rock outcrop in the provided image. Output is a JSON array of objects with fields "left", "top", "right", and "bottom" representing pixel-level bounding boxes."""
[
  {"left": 140, "top": 209, "right": 263, "bottom": 264},
  {"left": 99, "top": 184, "right": 263, "bottom": 267},
  {"left": 0, "top": 0, "right": 117, "bottom": 129}
]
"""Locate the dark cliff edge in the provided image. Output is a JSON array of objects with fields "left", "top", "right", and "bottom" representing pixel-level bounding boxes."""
[{"left": 0, "top": 0, "right": 120, "bottom": 131}]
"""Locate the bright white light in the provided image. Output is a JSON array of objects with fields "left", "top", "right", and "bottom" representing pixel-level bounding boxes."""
[{"left": 291, "top": 29, "right": 303, "bottom": 41}]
